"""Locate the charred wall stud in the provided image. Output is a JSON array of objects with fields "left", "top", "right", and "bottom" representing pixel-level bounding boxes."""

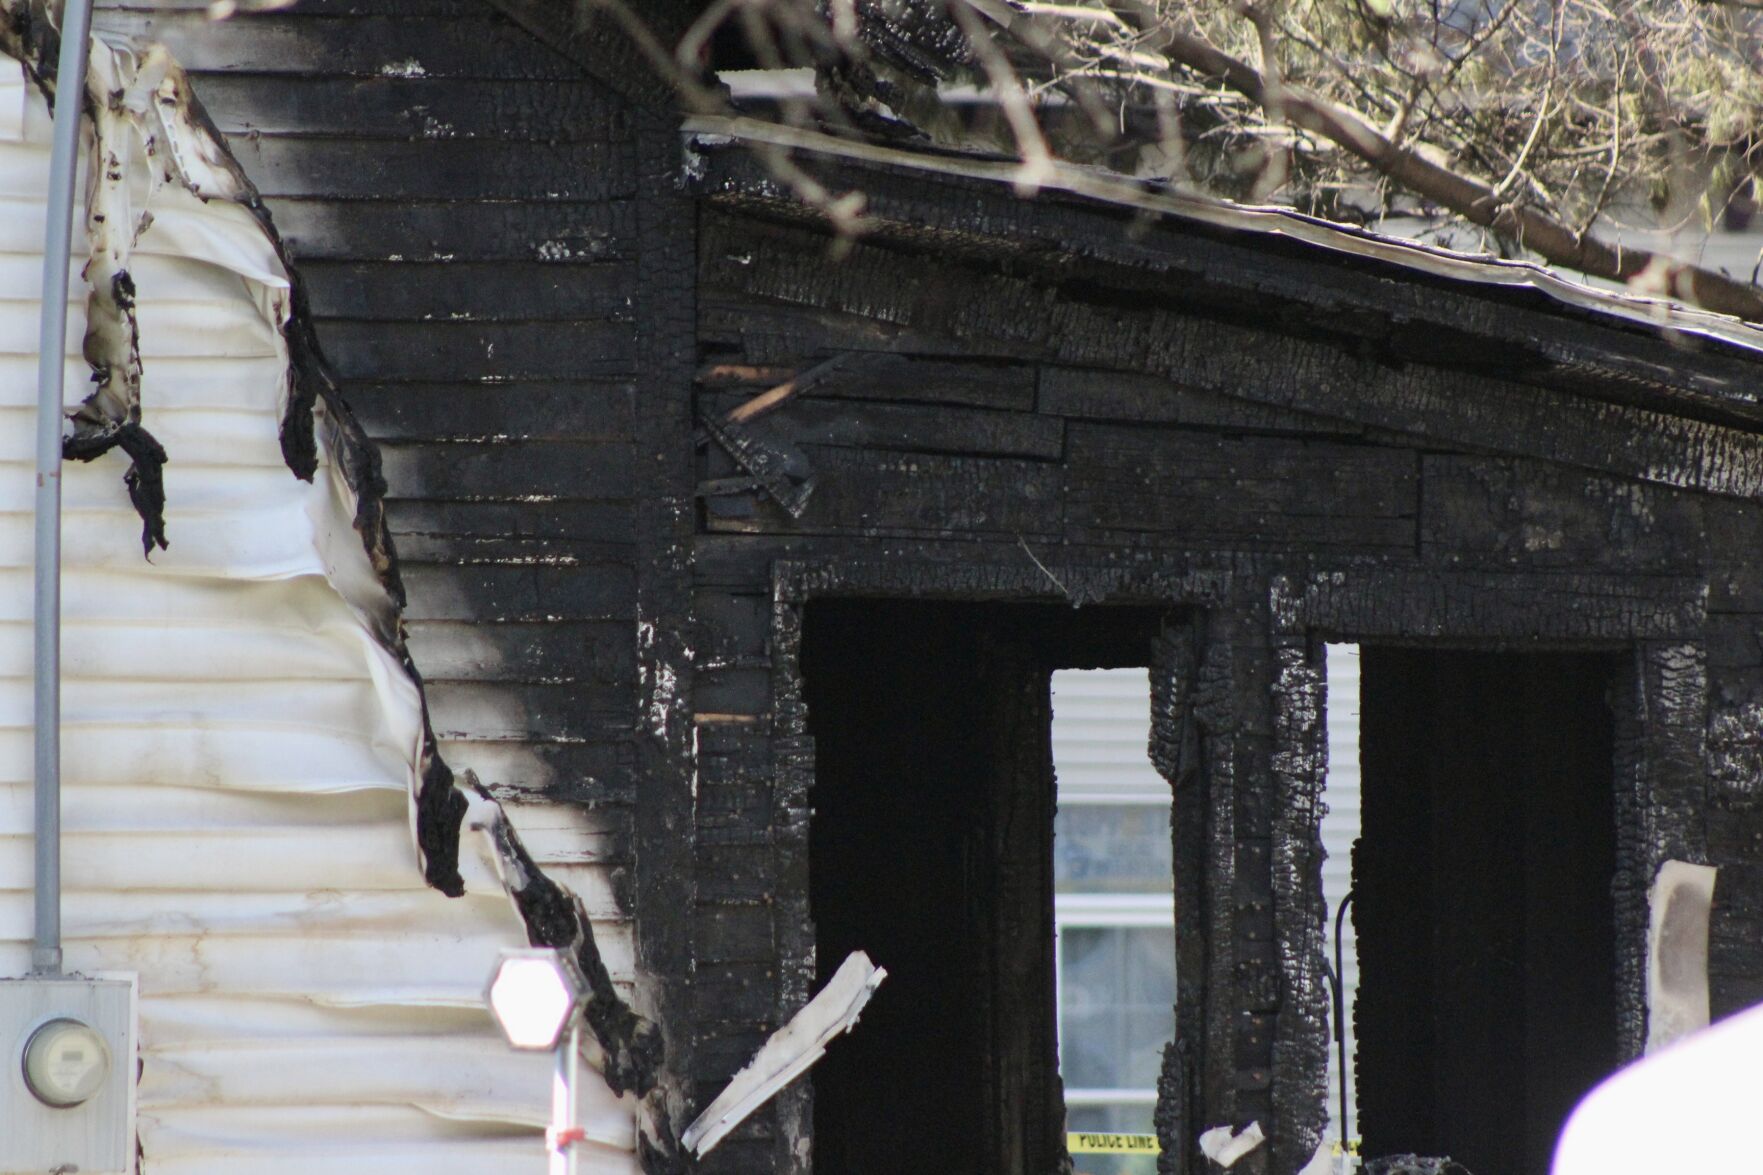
[
  {"left": 630, "top": 104, "right": 702, "bottom": 1171},
  {"left": 1150, "top": 615, "right": 1204, "bottom": 1175},
  {"left": 1267, "top": 579, "right": 1331, "bottom": 1175}
]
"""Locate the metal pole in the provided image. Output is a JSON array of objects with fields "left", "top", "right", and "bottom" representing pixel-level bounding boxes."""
[
  {"left": 33, "top": 0, "right": 95, "bottom": 978},
  {"left": 566, "top": 1021, "right": 580, "bottom": 1175},
  {"left": 548, "top": 1023, "right": 578, "bottom": 1175}
]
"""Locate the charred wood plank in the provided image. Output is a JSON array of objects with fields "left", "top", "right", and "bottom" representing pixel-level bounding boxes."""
[
  {"left": 386, "top": 500, "right": 636, "bottom": 555},
  {"left": 1420, "top": 456, "right": 1706, "bottom": 574},
  {"left": 272, "top": 198, "right": 637, "bottom": 264},
  {"left": 698, "top": 294, "right": 1039, "bottom": 363},
  {"left": 702, "top": 446, "right": 1065, "bottom": 540},
  {"left": 321, "top": 320, "right": 635, "bottom": 382},
  {"left": 378, "top": 440, "right": 636, "bottom": 501},
  {"left": 346, "top": 381, "right": 637, "bottom": 443},
  {"left": 699, "top": 354, "right": 1036, "bottom": 412},
  {"left": 703, "top": 391, "right": 1064, "bottom": 460},
  {"left": 1288, "top": 568, "right": 1704, "bottom": 641},
  {"left": 1066, "top": 425, "right": 1415, "bottom": 550},
  {"left": 303, "top": 262, "right": 637, "bottom": 322},
  {"left": 92, "top": 12, "right": 589, "bottom": 79},
  {"left": 1041, "top": 365, "right": 1361, "bottom": 437},
  {"left": 226, "top": 136, "right": 631, "bottom": 201},
  {"left": 186, "top": 74, "right": 626, "bottom": 140}
]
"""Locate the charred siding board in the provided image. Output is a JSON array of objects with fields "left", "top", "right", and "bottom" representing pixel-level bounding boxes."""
[
  {"left": 1039, "top": 366, "right": 1359, "bottom": 436},
  {"left": 1065, "top": 425, "right": 1416, "bottom": 550},
  {"left": 699, "top": 393, "right": 1064, "bottom": 460},
  {"left": 709, "top": 447, "right": 1066, "bottom": 540},
  {"left": 1420, "top": 455, "right": 1707, "bottom": 573},
  {"left": 1710, "top": 863, "right": 1763, "bottom": 1019},
  {"left": 91, "top": 0, "right": 646, "bottom": 922}
]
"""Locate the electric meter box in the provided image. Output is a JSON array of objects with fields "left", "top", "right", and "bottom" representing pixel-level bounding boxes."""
[{"left": 1, "top": 974, "right": 136, "bottom": 1175}]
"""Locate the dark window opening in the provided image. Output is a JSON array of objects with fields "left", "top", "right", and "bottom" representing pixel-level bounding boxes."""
[
  {"left": 1354, "top": 648, "right": 1621, "bottom": 1175},
  {"left": 802, "top": 600, "right": 1163, "bottom": 1175}
]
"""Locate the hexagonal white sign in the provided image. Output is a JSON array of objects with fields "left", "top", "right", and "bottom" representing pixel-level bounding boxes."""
[{"left": 486, "top": 948, "right": 584, "bottom": 1051}]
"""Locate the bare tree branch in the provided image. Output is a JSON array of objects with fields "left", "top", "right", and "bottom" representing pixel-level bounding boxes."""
[{"left": 1152, "top": 26, "right": 1763, "bottom": 319}]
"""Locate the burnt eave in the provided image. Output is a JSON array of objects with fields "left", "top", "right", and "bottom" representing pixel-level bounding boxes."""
[{"left": 684, "top": 122, "right": 1763, "bottom": 435}]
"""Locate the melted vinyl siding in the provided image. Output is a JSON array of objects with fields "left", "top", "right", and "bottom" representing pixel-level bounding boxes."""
[{"left": 0, "top": 57, "right": 638, "bottom": 1173}]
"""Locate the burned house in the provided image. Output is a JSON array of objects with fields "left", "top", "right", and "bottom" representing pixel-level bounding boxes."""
[{"left": 7, "top": 1, "right": 1763, "bottom": 1173}]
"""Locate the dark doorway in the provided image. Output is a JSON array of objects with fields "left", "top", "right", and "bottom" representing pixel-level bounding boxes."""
[
  {"left": 1354, "top": 648, "right": 1620, "bottom": 1175},
  {"left": 802, "top": 600, "right": 1162, "bottom": 1175}
]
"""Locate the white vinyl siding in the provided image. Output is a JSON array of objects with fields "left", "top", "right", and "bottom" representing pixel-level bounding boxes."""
[{"left": 0, "top": 52, "right": 637, "bottom": 1173}]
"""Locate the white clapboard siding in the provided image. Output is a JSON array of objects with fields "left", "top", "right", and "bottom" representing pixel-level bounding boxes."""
[
  {"left": 1322, "top": 643, "right": 1362, "bottom": 1153},
  {"left": 1051, "top": 667, "right": 1167, "bottom": 803},
  {"left": 0, "top": 53, "right": 637, "bottom": 1173}
]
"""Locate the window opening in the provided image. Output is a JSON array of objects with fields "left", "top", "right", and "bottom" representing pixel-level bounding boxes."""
[
  {"left": 803, "top": 602, "right": 1163, "bottom": 1175},
  {"left": 1052, "top": 668, "right": 1175, "bottom": 1175},
  {"left": 1353, "top": 648, "right": 1620, "bottom": 1175}
]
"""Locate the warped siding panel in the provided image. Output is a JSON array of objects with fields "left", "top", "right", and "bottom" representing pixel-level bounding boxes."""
[
  {"left": 89, "top": 0, "right": 651, "bottom": 830},
  {"left": 0, "top": 55, "right": 638, "bottom": 1172}
]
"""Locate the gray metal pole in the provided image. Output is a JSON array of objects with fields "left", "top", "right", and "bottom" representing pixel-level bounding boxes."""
[{"left": 33, "top": 0, "right": 96, "bottom": 977}]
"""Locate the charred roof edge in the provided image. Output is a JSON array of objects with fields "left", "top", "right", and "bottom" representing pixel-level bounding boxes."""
[{"left": 685, "top": 114, "right": 1763, "bottom": 432}]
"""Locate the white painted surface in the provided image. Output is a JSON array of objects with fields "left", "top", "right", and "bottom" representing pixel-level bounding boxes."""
[
  {"left": 0, "top": 52, "right": 637, "bottom": 1172},
  {"left": 683, "top": 951, "right": 886, "bottom": 1157},
  {"left": 1321, "top": 644, "right": 1362, "bottom": 1159},
  {"left": 1051, "top": 667, "right": 1167, "bottom": 803},
  {"left": 1645, "top": 860, "right": 1717, "bottom": 1055},
  {"left": 1553, "top": 999, "right": 1763, "bottom": 1173}
]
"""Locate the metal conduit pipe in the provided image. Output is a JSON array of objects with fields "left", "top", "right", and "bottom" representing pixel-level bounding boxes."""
[{"left": 33, "top": 0, "right": 96, "bottom": 977}]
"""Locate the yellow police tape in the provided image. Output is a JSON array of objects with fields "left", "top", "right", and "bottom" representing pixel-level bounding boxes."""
[{"left": 1066, "top": 1132, "right": 1161, "bottom": 1154}]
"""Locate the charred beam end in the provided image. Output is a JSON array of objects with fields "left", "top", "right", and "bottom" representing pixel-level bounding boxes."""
[{"left": 63, "top": 420, "right": 168, "bottom": 556}]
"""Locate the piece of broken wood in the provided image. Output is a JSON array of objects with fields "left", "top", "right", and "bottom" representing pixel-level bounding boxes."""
[{"left": 680, "top": 950, "right": 886, "bottom": 1157}]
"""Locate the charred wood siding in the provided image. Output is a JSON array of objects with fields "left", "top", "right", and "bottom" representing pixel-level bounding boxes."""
[
  {"left": 689, "top": 205, "right": 1763, "bottom": 1174},
  {"left": 90, "top": 0, "right": 647, "bottom": 911}
]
